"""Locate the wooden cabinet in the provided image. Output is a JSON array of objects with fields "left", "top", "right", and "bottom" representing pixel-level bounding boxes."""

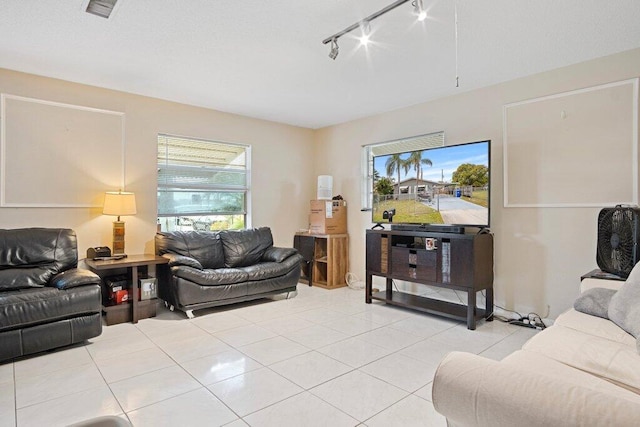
[
  {"left": 294, "top": 233, "right": 349, "bottom": 289},
  {"left": 366, "top": 229, "right": 493, "bottom": 330}
]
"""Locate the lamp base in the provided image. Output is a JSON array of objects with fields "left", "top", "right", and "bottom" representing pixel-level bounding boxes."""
[{"left": 112, "top": 220, "right": 126, "bottom": 255}]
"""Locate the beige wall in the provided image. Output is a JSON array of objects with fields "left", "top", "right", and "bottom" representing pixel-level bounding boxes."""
[
  {"left": 314, "top": 48, "right": 640, "bottom": 318},
  {"left": 0, "top": 68, "right": 315, "bottom": 255},
  {"left": 2, "top": 48, "right": 640, "bottom": 318}
]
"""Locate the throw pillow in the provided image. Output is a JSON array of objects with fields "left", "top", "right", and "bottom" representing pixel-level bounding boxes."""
[
  {"left": 574, "top": 287, "right": 617, "bottom": 319},
  {"left": 608, "top": 261, "right": 640, "bottom": 338}
]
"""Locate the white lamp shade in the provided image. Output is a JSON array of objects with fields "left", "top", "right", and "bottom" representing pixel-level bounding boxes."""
[{"left": 103, "top": 191, "right": 137, "bottom": 216}]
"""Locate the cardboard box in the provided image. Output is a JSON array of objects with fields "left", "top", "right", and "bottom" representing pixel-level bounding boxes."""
[
  {"left": 104, "top": 275, "right": 129, "bottom": 305},
  {"left": 114, "top": 289, "right": 130, "bottom": 304},
  {"left": 309, "top": 200, "right": 347, "bottom": 234}
]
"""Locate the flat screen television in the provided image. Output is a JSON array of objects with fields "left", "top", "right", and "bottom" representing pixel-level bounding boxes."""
[{"left": 372, "top": 140, "right": 490, "bottom": 230}]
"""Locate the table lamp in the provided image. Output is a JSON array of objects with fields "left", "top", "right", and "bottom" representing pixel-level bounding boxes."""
[{"left": 103, "top": 190, "right": 137, "bottom": 255}]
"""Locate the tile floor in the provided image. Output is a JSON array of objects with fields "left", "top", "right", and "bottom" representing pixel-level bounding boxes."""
[{"left": 0, "top": 284, "right": 538, "bottom": 427}]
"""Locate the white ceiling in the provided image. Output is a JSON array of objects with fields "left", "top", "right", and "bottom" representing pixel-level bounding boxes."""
[{"left": 1, "top": 1, "right": 639, "bottom": 129}]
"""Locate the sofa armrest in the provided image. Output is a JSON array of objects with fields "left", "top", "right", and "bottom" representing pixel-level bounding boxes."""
[
  {"left": 432, "top": 351, "right": 640, "bottom": 427},
  {"left": 162, "top": 253, "right": 203, "bottom": 270},
  {"left": 262, "top": 247, "right": 298, "bottom": 263},
  {"left": 49, "top": 268, "right": 101, "bottom": 290}
]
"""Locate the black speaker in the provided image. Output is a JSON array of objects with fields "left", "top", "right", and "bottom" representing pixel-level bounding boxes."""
[{"left": 87, "top": 246, "right": 111, "bottom": 259}]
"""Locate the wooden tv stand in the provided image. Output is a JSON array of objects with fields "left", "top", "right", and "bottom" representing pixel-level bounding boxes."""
[{"left": 365, "top": 229, "right": 494, "bottom": 330}]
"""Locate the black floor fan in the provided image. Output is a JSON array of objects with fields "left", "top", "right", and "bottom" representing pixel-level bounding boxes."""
[{"left": 596, "top": 206, "right": 640, "bottom": 278}]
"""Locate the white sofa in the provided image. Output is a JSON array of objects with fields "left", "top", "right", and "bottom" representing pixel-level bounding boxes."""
[{"left": 432, "top": 277, "right": 640, "bottom": 426}]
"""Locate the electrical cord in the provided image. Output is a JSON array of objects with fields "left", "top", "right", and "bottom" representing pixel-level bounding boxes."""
[
  {"left": 493, "top": 309, "right": 546, "bottom": 329},
  {"left": 507, "top": 311, "right": 546, "bottom": 329},
  {"left": 506, "top": 313, "right": 546, "bottom": 330},
  {"left": 494, "top": 303, "right": 524, "bottom": 321},
  {"left": 453, "top": 290, "right": 464, "bottom": 305},
  {"left": 345, "top": 272, "right": 365, "bottom": 290},
  {"left": 480, "top": 290, "right": 547, "bottom": 329}
]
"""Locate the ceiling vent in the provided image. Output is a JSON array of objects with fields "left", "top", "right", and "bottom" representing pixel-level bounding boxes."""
[{"left": 85, "top": 0, "right": 118, "bottom": 19}]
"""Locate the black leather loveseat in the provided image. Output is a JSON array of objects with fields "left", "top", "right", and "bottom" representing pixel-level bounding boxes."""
[
  {"left": 155, "top": 227, "right": 303, "bottom": 318},
  {"left": 0, "top": 228, "right": 103, "bottom": 362}
]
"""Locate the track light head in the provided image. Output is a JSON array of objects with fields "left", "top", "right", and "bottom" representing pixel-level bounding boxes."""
[
  {"left": 329, "top": 38, "right": 339, "bottom": 60},
  {"left": 413, "top": 0, "right": 427, "bottom": 21},
  {"left": 359, "top": 21, "right": 371, "bottom": 46}
]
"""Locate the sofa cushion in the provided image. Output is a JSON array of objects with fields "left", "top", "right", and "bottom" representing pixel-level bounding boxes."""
[
  {"left": 171, "top": 265, "right": 249, "bottom": 286},
  {"left": 173, "top": 277, "right": 248, "bottom": 306},
  {"left": 0, "top": 286, "right": 101, "bottom": 332},
  {"left": 522, "top": 324, "right": 640, "bottom": 394},
  {"left": 609, "top": 262, "right": 640, "bottom": 339},
  {"left": 220, "top": 227, "right": 273, "bottom": 268},
  {"left": 433, "top": 351, "right": 640, "bottom": 427},
  {"left": 262, "top": 247, "right": 298, "bottom": 263},
  {"left": 554, "top": 309, "right": 636, "bottom": 346},
  {"left": 503, "top": 350, "right": 640, "bottom": 404},
  {"left": 245, "top": 253, "right": 301, "bottom": 281},
  {"left": 0, "top": 228, "right": 78, "bottom": 290},
  {"left": 242, "top": 260, "right": 297, "bottom": 282},
  {"left": 156, "top": 231, "right": 225, "bottom": 269}
]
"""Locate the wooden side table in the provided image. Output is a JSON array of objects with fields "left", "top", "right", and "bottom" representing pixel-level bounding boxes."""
[
  {"left": 293, "top": 233, "right": 315, "bottom": 286},
  {"left": 580, "top": 268, "right": 625, "bottom": 281},
  {"left": 85, "top": 254, "right": 168, "bottom": 325},
  {"left": 313, "top": 233, "right": 349, "bottom": 289}
]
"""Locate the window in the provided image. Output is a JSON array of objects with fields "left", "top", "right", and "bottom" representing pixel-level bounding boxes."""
[
  {"left": 361, "top": 131, "right": 445, "bottom": 210},
  {"left": 157, "top": 134, "right": 250, "bottom": 231}
]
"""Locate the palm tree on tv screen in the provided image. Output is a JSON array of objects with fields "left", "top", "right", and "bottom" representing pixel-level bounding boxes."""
[
  {"left": 408, "top": 151, "right": 433, "bottom": 182},
  {"left": 385, "top": 154, "right": 404, "bottom": 195}
]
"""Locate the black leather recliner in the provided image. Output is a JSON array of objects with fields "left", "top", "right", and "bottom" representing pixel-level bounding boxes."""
[
  {"left": 155, "top": 227, "right": 303, "bottom": 318},
  {"left": 0, "top": 228, "right": 103, "bottom": 362}
]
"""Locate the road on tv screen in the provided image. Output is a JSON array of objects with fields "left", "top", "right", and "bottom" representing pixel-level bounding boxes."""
[{"left": 427, "top": 195, "right": 487, "bottom": 225}]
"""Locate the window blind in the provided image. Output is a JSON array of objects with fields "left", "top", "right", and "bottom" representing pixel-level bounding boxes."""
[{"left": 157, "top": 134, "right": 249, "bottom": 217}]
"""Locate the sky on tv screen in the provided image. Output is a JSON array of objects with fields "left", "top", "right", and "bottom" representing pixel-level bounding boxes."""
[{"left": 374, "top": 141, "right": 489, "bottom": 183}]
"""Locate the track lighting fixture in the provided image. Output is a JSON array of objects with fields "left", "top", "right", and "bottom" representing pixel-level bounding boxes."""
[
  {"left": 86, "top": 0, "right": 119, "bottom": 19},
  {"left": 329, "top": 38, "right": 339, "bottom": 60},
  {"left": 413, "top": 0, "right": 427, "bottom": 21},
  {"left": 322, "top": 0, "right": 425, "bottom": 59}
]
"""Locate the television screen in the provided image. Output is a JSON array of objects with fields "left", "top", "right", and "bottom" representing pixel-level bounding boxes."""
[{"left": 372, "top": 140, "right": 490, "bottom": 228}]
